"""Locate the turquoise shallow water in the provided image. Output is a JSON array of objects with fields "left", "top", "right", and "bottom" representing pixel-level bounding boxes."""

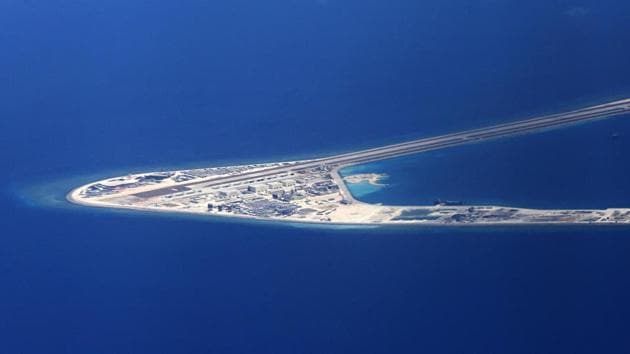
[{"left": 341, "top": 180, "right": 386, "bottom": 199}]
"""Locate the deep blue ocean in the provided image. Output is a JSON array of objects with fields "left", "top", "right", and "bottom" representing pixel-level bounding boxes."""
[
  {"left": 341, "top": 117, "right": 630, "bottom": 209},
  {"left": 2, "top": 1, "right": 630, "bottom": 353}
]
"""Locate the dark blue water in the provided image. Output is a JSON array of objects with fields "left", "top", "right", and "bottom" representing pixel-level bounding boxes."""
[
  {"left": 3, "top": 1, "right": 630, "bottom": 353},
  {"left": 342, "top": 117, "right": 630, "bottom": 209}
]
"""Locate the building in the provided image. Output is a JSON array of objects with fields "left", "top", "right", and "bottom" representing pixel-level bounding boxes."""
[
  {"left": 281, "top": 179, "right": 296, "bottom": 187},
  {"left": 217, "top": 189, "right": 241, "bottom": 199},
  {"left": 271, "top": 190, "right": 285, "bottom": 199},
  {"left": 267, "top": 182, "right": 283, "bottom": 190},
  {"left": 248, "top": 184, "right": 268, "bottom": 193}
]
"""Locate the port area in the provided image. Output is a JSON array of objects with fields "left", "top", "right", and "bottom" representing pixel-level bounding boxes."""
[{"left": 67, "top": 98, "right": 630, "bottom": 225}]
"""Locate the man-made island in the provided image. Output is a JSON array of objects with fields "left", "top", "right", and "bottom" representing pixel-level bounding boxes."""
[{"left": 68, "top": 98, "right": 630, "bottom": 225}]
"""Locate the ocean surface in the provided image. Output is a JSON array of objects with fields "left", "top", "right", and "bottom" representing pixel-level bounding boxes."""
[
  {"left": 2, "top": 1, "right": 630, "bottom": 353},
  {"left": 341, "top": 116, "right": 630, "bottom": 209}
]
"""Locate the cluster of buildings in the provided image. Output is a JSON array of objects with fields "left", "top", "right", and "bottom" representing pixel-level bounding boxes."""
[
  {"left": 201, "top": 167, "right": 345, "bottom": 219},
  {"left": 115, "top": 164, "right": 348, "bottom": 220},
  {"left": 213, "top": 178, "right": 298, "bottom": 202}
]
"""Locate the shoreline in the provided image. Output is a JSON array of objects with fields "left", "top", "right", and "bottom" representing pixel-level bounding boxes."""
[
  {"left": 65, "top": 190, "right": 630, "bottom": 228},
  {"left": 65, "top": 167, "right": 630, "bottom": 227}
]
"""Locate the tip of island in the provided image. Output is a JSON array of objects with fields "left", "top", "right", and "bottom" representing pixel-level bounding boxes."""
[{"left": 68, "top": 98, "right": 630, "bottom": 225}]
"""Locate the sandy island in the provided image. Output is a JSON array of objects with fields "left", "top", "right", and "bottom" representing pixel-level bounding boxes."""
[
  {"left": 67, "top": 162, "right": 630, "bottom": 226},
  {"left": 67, "top": 97, "right": 630, "bottom": 226}
]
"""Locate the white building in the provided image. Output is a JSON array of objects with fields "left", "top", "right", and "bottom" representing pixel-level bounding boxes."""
[
  {"left": 248, "top": 184, "right": 268, "bottom": 193},
  {"left": 281, "top": 179, "right": 296, "bottom": 187},
  {"left": 267, "top": 182, "right": 283, "bottom": 190},
  {"left": 270, "top": 190, "right": 285, "bottom": 199},
  {"left": 217, "top": 189, "right": 241, "bottom": 199}
]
